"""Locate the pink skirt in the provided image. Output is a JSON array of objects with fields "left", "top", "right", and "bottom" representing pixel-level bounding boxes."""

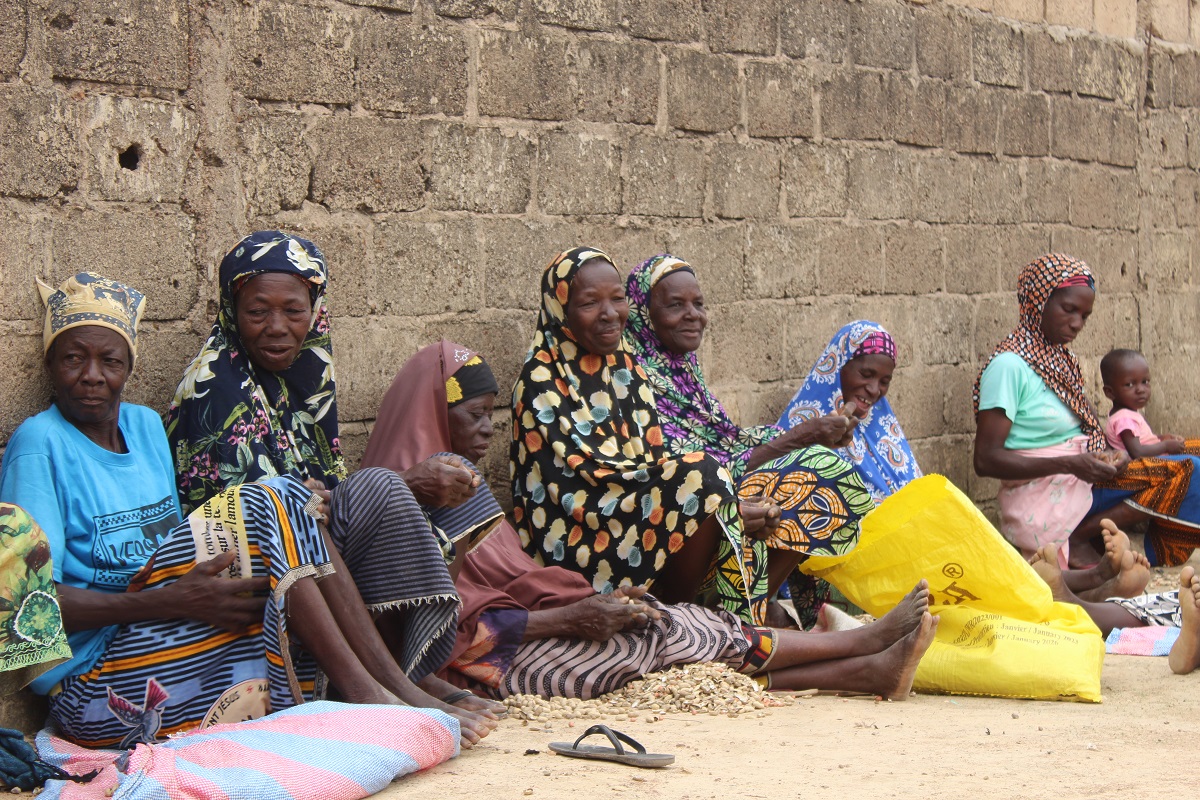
[{"left": 997, "top": 437, "right": 1094, "bottom": 568}]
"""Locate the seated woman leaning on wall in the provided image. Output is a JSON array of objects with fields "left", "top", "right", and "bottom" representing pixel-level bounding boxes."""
[
  {"left": 0, "top": 274, "right": 491, "bottom": 748},
  {"left": 366, "top": 340, "right": 939, "bottom": 701},
  {"left": 624, "top": 255, "right": 874, "bottom": 626},
  {"left": 164, "top": 232, "right": 500, "bottom": 726}
]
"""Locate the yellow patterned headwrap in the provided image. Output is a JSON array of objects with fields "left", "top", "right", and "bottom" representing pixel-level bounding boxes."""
[{"left": 37, "top": 272, "right": 146, "bottom": 361}]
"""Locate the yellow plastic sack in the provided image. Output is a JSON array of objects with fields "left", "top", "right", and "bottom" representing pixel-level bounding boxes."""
[{"left": 803, "top": 474, "right": 1104, "bottom": 702}]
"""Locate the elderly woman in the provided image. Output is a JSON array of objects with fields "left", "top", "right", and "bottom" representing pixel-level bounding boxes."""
[
  {"left": 778, "top": 321, "right": 922, "bottom": 505},
  {"left": 512, "top": 247, "right": 775, "bottom": 625},
  {"left": 0, "top": 273, "right": 492, "bottom": 747},
  {"left": 165, "top": 232, "right": 492, "bottom": 715},
  {"left": 367, "top": 341, "right": 938, "bottom": 701},
  {"left": 625, "top": 256, "right": 874, "bottom": 622}
]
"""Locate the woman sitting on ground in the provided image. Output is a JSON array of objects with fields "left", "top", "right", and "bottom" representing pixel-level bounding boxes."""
[
  {"left": 778, "top": 320, "right": 922, "bottom": 505},
  {"left": 624, "top": 255, "right": 874, "bottom": 625},
  {"left": 511, "top": 247, "right": 778, "bottom": 625},
  {"left": 165, "top": 232, "right": 496, "bottom": 721},
  {"left": 0, "top": 274, "right": 492, "bottom": 747},
  {"left": 365, "top": 340, "right": 939, "bottom": 700}
]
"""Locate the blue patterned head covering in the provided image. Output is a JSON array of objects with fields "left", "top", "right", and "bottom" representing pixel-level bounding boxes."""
[{"left": 37, "top": 273, "right": 146, "bottom": 362}]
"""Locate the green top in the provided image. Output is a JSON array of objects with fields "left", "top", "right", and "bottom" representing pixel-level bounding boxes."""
[{"left": 977, "top": 352, "right": 1084, "bottom": 450}]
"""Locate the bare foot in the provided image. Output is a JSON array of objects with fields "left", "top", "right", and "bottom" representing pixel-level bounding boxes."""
[
  {"left": 453, "top": 693, "right": 508, "bottom": 718},
  {"left": 1094, "top": 520, "right": 1130, "bottom": 582},
  {"left": 1079, "top": 548, "right": 1151, "bottom": 601},
  {"left": 1030, "top": 545, "right": 1072, "bottom": 603},
  {"left": 879, "top": 612, "right": 939, "bottom": 701},
  {"left": 1168, "top": 566, "right": 1200, "bottom": 675},
  {"left": 864, "top": 580, "right": 930, "bottom": 651}
]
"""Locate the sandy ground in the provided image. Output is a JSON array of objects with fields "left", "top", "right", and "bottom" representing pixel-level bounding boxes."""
[
  {"left": 379, "top": 654, "right": 1191, "bottom": 800},
  {"left": 380, "top": 557, "right": 1196, "bottom": 800}
]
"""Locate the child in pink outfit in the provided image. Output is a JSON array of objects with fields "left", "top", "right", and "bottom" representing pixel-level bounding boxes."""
[{"left": 1100, "top": 349, "right": 1186, "bottom": 458}]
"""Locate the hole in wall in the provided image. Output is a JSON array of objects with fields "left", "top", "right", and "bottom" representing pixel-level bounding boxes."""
[
  {"left": 48, "top": 13, "right": 74, "bottom": 30},
  {"left": 118, "top": 144, "right": 141, "bottom": 171}
]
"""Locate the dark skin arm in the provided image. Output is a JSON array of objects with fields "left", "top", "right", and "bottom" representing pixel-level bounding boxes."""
[
  {"left": 1121, "top": 430, "right": 1184, "bottom": 459},
  {"left": 56, "top": 551, "right": 270, "bottom": 634},
  {"left": 520, "top": 586, "right": 662, "bottom": 642},
  {"left": 973, "top": 408, "right": 1126, "bottom": 482},
  {"left": 744, "top": 412, "right": 858, "bottom": 472},
  {"left": 401, "top": 454, "right": 480, "bottom": 508}
]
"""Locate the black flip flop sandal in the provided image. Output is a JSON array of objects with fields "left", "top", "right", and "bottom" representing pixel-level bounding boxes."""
[{"left": 548, "top": 724, "right": 674, "bottom": 768}]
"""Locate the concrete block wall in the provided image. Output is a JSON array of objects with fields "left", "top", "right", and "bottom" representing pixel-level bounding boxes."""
[{"left": 1, "top": 0, "right": 1200, "bottom": 523}]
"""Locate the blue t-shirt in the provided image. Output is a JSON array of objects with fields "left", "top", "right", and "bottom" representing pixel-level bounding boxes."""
[
  {"left": 977, "top": 352, "right": 1084, "bottom": 450},
  {"left": 0, "top": 403, "right": 181, "bottom": 693}
]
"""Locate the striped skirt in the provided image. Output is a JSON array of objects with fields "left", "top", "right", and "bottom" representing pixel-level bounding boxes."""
[
  {"left": 493, "top": 600, "right": 775, "bottom": 700},
  {"left": 48, "top": 478, "right": 328, "bottom": 748}
]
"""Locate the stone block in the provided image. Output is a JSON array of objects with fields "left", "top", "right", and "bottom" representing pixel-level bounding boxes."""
[
  {"left": 50, "top": 208, "right": 195, "bottom": 321},
  {"left": 1189, "top": 113, "right": 1200, "bottom": 167},
  {"left": 745, "top": 61, "right": 814, "bottom": 139},
  {"left": 371, "top": 218, "right": 481, "bottom": 320},
  {"left": 431, "top": 124, "right": 534, "bottom": 214},
  {"left": 1045, "top": 0, "right": 1092, "bottom": 28},
  {"left": 973, "top": 294, "right": 1018, "bottom": 360},
  {"left": 1028, "top": 30, "right": 1073, "bottom": 94},
  {"left": 0, "top": 86, "right": 78, "bottom": 198},
  {"left": 780, "top": 0, "right": 848, "bottom": 62},
  {"left": 703, "top": 0, "right": 777, "bottom": 55},
  {"left": 237, "top": 111, "right": 310, "bottom": 218},
  {"left": 0, "top": 209, "right": 51, "bottom": 322},
  {"left": 945, "top": 225, "right": 1050, "bottom": 294},
  {"left": 0, "top": 1, "right": 25, "bottom": 79},
  {"left": 1051, "top": 97, "right": 1137, "bottom": 167},
  {"left": 887, "top": 74, "right": 945, "bottom": 148},
  {"left": 534, "top": 0, "right": 616, "bottom": 30},
  {"left": 1049, "top": 227, "right": 1138, "bottom": 292},
  {"left": 912, "top": 155, "right": 971, "bottom": 224},
  {"left": 1173, "top": 52, "right": 1200, "bottom": 107},
  {"left": 1071, "top": 293, "right": 1138, "bottom": 359},
  {"left": 1148, "top": 0, "right": 1188, "bottom": 41},
  {"left": 42, "top": 0, "right": 188, "bottom": 89},
  {"left": 943, "top": 364, "right": 981, "bottom": 435},
  {"left": 1094, "top": 0, "right": 1138, "bottom": 37},
  {"left": 123, "top": 329, "right": 205, "bottom": 412},
  {"left": 82, "top": 96, "right": 195, "bottom": 204},
  {"left": 1144, "top": 291, "right": 1200, "bottom": 355},
  {"left": 848, "top": 148, "right": 914, "bottom": 221},
  {"left": 621, "top": 0, "right": 702, "bottom": 42},
  {"left": 424, "top": 311, "right": 533, "bottom": 406},
  {"left": 1072, "top": 38, "right": 1125, "bottom": 101},
  {"left": 1173, "top": 170, "right": 1200, "bottom": 226},
  {"left": 849, "top": 0, "right": 914, "bottom": 70},
  {"left": 969, "top": 159, "right": 1022, "bottom": 224},
  {"left": 972, "top": 19, "right": 1024, "bottom": 88},
  {"left": 575, "top": 39, "right": 660, "bottom": 125},
  {"left": 278, "top": 216, "right": 374, "bottom": 317},
  {"left": 308, "top": 118, "right": 427, "bottom": 214},
  {"left": 431, "top": 0, "right": 518, "bottom": 19},
  {"left": 339, "top": 421, "right": 370, "bottom": 472},
  {"left": 1067, "top": 164, "right": 1139, "bottom": 229},
  {"left": 703, "top": 302, "right": 789, "bottom": 383},
  {"left": 1023, "top": 158, "right": 1071, "bottom": 223},
  {"left": 622, "top": 136, "right": 706, "bottom": 217},
  {"left": 1000, "top": 92, "right": 1050, "bottom": 156},
  {"left": 817, "top": 223, "right": 884, "bottom": 295},
  {"left": 477, "top": 29, "right": 574, "bottom": 121},
  {"left": 885, "top": 366, "right": 943, "bottom": 440},
  {"left": 944, "top": 86, "right": 1001, "bottom": 154},
  {"left": 917, "top": 295, "right": 975, "bottom": 365},
  {"left": 884, "top": 224, "right": 943, "bottom": 295},
  {"left": 667, "top": 225, "right": 746, "bottom": 304},
  {"left": 1146, "top": 112, "right": 1190, "bottom": 168},
  {"left": 1111, "top": 46, "right": 1144, "bottom": 107},
  {"left": 743, "top": 222, "right": 820, "bottom": 299},
  {"left": 666, "top": 50, "right": 739, "bottom": 133},
  {"left": 234, "top": 2, "right": 355, "bottom": 104},
  {"left": 333, "top": 316, "right": 425, "bottom": 423},
  {"left": 820, "top": 68, "right": 887, "bottom": 141},
  {"left": 537, "top": 132, "right": 622, "bottom": 215},
  {"left": 781, "top": 299, "right": 856, "bottom": 375},
  {"left": 915, "top": 7, "right": 969, "bottom": 80},
  {"left": 711, "top": 141, "right": 780, "bottom": 219},
  {"left": 1142, "top": 230, "right": 1192, "bottom": 286},
  {"left": 992, "top": 0, "right": 1042, "bottom": 23},
  {"left": 358, "top": 16, "right": 468, "bottom": 115},
  {"left": 342, "top": 0, "right": 413, "bottom": 9},
  {"left": 1143, "top": 171, "right": 1177, "bottom": 228},
  {"left": 0, "top": 331, "right": 50, "bottom": 441},
  {"left": 782, "top": 142, "right": 847, "bottom": 217},
  {"left": 1146, "top": 48, "right": 1174, "bottom": 109},
  {"left": 578, "top": 223, "right": 669, "bottom": 276}
]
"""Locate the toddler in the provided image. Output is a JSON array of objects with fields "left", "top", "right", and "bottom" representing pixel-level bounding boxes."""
[{"left": 1100, "top": 348, "right": 1188, "bottom": 458}]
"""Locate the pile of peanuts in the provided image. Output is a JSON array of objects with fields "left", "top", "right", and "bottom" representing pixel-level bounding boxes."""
[{"left": 502, "top": 662, "right": 794, "bottom": 723}]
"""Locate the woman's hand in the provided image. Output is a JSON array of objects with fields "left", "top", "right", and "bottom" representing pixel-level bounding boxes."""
[
  {"left": 1066, "top": 452, "right": 1123, "bottom": 483},
  {"left": 739, "top": 496, "right": 781, "bottom": 540},
  {"left": 401, "top": 455, "right": 480, "bottom": 507},
  {"left": 302, "top": 478, "right": 331, "bottom": 522},
  {"left": 562, "top": 590, "right": 657, "bottom": 641},
  {"left": 166, "top": 551, "right": 270, "bottom": 632},
  {"left": 781, "top": 412, "right": 857, "bottom": 450}
]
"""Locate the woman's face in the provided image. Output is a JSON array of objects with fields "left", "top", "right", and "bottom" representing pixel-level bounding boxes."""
[
  {"left": 565, "top": 259, "right": 628, "bottom": 355},
  {"left": 235, "top": 273, "right": 313, "bottom": 373},
  {"left": 1039, "top": 285, "right": 1094, "bottom": 345},
  {"left": 839, "top": 353, "right": 895, "bottom": 416},
  {"left": 447, "top": 393, "right": 496, "bottom": 464},
  {"left": 47, "top": 326, "right": 131, "bottom": 428},
  {"left": 649, "top": 270, "right": 707, "bottom": 355}
]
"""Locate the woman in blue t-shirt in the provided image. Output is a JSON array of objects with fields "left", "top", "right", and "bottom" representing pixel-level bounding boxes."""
[{"left": 0, "top": 273, "right": 494, "bottom": 749}]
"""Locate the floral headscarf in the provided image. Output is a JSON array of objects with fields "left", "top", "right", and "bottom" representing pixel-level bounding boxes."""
[
  {"left": 973, "top": 253, "right": 1103, "bottom": 452},
  {"left": 624, "top": 254, "right": 782, "bottom": 481},
  {"left": 166, "top": 231, "right": 345, "bottom": 513},
  {"left": 778, "top": 321, "right": 921, "bottom": 504},
  {"left": 510, "top": 247, "right": 767, "bottom": 624},
  {"left": 37, "top": 273, "right": 146, "bottom": 363}
]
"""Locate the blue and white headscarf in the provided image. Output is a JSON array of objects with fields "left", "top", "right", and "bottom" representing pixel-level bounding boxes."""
[{"left": 778, "top": 320, "right": 921, "bottom": 504}]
